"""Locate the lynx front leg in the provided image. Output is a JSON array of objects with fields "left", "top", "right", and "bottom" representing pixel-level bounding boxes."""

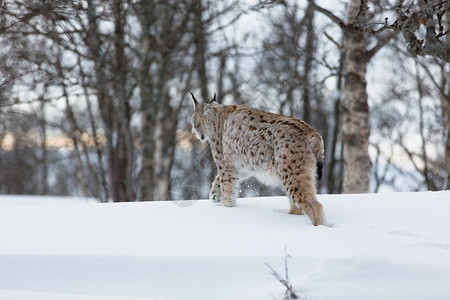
[
  {"left": 209, "top": 173, "right": 221, "bottom": 203},
  {"left": 219, "top": 170, "right": 238, "bottom": 207}
]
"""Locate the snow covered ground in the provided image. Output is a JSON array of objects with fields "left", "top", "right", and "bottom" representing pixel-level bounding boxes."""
[{"left": 0, "top": 191, "right": 449, "bottom": 300}]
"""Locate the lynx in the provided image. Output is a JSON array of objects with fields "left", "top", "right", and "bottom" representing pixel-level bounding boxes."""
[{"left": 189, "top": 93, "right": 325, "bottom": 226}]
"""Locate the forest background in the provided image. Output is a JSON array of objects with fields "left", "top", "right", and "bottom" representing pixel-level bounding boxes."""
[{"left": 0, "top": 0, "right": 448, "bottom": 202}]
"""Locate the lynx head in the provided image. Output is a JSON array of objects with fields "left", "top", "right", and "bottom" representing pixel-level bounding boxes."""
[{"left": 189, "top": 92, "right": 217, "bottom": 143}]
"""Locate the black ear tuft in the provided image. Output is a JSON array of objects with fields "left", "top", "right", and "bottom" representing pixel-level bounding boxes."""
[
  {"left": 190, "top": 91, "right": 198, "bottom": 107},
  {"left": 209, "top": 93, "right": 217, "bottom": 104}
]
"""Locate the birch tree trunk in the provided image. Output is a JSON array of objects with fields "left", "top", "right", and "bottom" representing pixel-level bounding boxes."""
[
  {"left": 443, "top": 17, "right": 450, "bottom": 189},
  {"left": 86, "top": 0, "right": 118, "bottom": 201},
  {"left": 112, "top": 0, "right": 134, "bottom": 201},
  {"left": 137, "top": 0, "right": 158, "bottom": 201},
  {"left": 137, "top": 0, "right": 191, "bottom": 201},
  {"left": 444, "top": 83, "right": 450, "bottom": 190},
  {"left": 155, "top": 96, "right": 178, "bottom": 200},
  {"left": 137, "top": 2, "right": 174, "bottom": 202},
  {"left": 77, "top": 55, "right": 109, "bottom": 202},
  {"left": 342, "top": 0, "right": 371, "bottom": 193},
  {"left": 302, "top": 1, "right": 315, "bottom": 124},
  {"left": 326, "top": 55, "right": 344, "bottom": 194},
  {"left": 38, "top": 92, "right": 48, "bottom": 195}
]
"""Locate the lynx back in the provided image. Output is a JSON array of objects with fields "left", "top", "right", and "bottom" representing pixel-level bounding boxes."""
[{"left": 189, "top": 93, "right": 325, "bottom": 226}]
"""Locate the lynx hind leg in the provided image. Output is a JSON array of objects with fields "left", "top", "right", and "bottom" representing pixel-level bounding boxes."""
[
  {"left": 277, "top": 151, "right": 325, "bottom": 226},
  {"left": 210, "top": 173, "right": 222, "bottom": 203},
  {"left": 297, "top": 192, "right": 325, "bottom": 226},
  {"left": 288, "top": 175, "right": 325, "bottom": 226},
  {"left": 288, "top": 196, "right": 304, "bottom": 215},
  {"left": 289, "top": 175, "right": 325, "bottom": 226}
]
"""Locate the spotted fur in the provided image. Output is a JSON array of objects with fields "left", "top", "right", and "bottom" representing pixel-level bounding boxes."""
[{"left": 190, "top": 93, "right": 325, "bottom": 226}]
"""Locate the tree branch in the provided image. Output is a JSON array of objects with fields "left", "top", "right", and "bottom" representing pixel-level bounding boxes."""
[
  {"left": 367, "top": 31, "right": 397, "bottom": 59},
  {"left": 307, "top": 0, "right": 344, "bottom": 26},
  {"left": 324, "top": 31, "right": 343, "bottom": 50}
]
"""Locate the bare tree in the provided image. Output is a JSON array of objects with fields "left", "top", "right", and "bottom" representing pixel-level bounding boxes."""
[
  {"left": 1, "top": 0, "right": 447, "bottom": 200},
  {"left": 136, "top": 0, "right": 196, "bottom": 201},
  {"left": 369, "top": 36, "right": 447, "bottom": 192},
  {"left": 325, "top": 53, "right": 345, "bottom": 194},
  {"left": 444, "top": 16, "right": 450, "bottom": 188},
  {"left": 340, "top": 0, "right": 372, "bottom": 193},
  {"left": 111, "top": 0, "right": 135, "bottom": 202},
  {"left": 254, "top": 1, "right": 336, "bottom": 193},
  {"left": 335, "top": 0, "right": 449, "bottom": 62},
  {"left": 309, "top": 0, "right": 397, "bottom": 193}
]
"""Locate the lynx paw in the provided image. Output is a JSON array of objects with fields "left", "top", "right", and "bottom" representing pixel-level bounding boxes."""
[
  {"left": 288, "top": 206, "right": 304, "bottom": 215},
  {"left": 298, "top": 202, "right": 325, "bottom": 226},
  {"left": 209, "top": 188, "right": 221, "bottom": 203},
  {"left": 222, "top": 199, "right": 236, "bottom": 207}
]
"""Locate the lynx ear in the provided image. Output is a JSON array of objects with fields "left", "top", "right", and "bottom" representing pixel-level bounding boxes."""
[
  {"left": 190, "top": 91, "right": 198, "bottom": 108},
  {"left": 209, "top": 93, "right": 217, "bottom": 104}
]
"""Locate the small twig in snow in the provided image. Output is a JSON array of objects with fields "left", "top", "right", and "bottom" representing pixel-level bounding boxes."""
[{"left": 265, "top": 247, "right": 299, "bottom": 300}]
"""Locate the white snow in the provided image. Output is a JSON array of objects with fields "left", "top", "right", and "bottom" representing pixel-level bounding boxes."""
[{"left": 0, "top": 191, "right": 449, "bottom": 300}]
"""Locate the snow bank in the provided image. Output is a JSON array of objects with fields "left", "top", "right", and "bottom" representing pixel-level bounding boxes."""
[{"left": 0, "top": 192, "right": 449, "bottom": 299}]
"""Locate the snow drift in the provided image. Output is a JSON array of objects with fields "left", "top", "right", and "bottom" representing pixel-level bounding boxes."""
[{"left": 0, "top": 191, "right": 449, "bottom": 299}]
